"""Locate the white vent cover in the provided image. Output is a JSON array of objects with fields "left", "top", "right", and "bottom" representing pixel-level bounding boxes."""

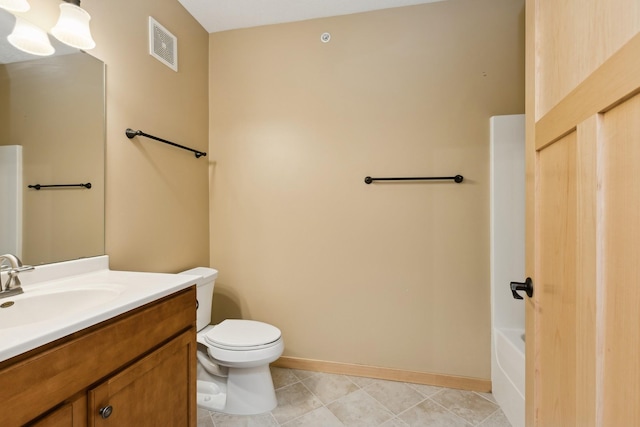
[{"left": 149, "top": 17, "right": 177, "bottom": 72}]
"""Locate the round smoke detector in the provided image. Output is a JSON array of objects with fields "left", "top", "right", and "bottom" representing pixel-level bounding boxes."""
[{"left": 320, "top": 32, "right": 331, "bottom": 43}]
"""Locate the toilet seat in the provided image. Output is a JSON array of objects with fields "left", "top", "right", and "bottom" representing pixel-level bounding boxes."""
[{"left": 204, "top": 319, "right": 282, "bottom": 351}]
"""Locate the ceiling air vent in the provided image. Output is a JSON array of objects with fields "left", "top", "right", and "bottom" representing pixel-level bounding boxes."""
[{"left": 148, "top": 17, "right": 177, "bottom": 72}]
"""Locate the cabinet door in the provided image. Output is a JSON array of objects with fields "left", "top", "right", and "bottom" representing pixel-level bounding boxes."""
[
  {"left": 88, "top": 331, "right": 196, "bottom": 426},
  {"left": 28, "top": 404, "right": 73, "bottom": 427},
  {"left": 28, "top": 396, "right": 86, "bottom": 427}
]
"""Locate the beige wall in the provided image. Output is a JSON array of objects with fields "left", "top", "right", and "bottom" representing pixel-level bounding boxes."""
[
  {"left": 209, "top": 0, "right": 524, "bottom": 379},
  {"left": 82, "top": 0, "right": 210, "bottom": 271}
]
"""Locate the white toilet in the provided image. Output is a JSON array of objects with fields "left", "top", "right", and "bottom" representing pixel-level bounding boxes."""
[{"left": 180, "top": 267, "right": 284, "bottom": 415}]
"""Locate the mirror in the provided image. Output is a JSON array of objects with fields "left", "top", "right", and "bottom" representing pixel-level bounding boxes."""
[{"left": 0, "top": 9, "right": 105, "bottom": 266}]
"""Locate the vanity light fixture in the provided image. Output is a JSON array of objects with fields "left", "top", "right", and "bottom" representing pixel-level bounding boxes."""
[
  {"left": 0, "top": 0, "right": 30, "bottom": 12},
  {"left": 51, "top": 0, "right": 95, "bottom": 50},
  {"left": 7, "top": 16, "right": 54, "bottom": 56}
]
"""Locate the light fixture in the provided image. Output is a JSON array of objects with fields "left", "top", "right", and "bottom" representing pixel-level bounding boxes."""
[
  {"left": 51, "top": 0, "right": 95, "bottom": 50},
  {"left": 7, "top": 16, "right": 54, "bottom": 56},
  {"left": 0, "top": 0, "right": 30, "bottom": 13}
]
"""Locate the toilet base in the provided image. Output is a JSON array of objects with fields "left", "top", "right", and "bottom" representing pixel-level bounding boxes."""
[
  {"left": 197, "top": 362, "right": 277, "bottom": 415},
  {"left": 197, "top": 380, "right": 226, "bottom": 412}
]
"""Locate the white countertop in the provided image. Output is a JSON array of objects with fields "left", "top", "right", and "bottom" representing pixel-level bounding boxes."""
[{"left": 0, "top": 256, "right": 200, "bottom": 362}]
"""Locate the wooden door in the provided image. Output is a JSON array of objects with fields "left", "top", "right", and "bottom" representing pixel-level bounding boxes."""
[
  {"left": 88, "top": 331, "right": 196, "bottom": 427},
  {"left": 526, "top": 1, "right": 640, "bottom": 426}
]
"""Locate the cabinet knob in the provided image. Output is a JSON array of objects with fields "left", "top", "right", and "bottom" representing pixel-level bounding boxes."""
[{"left": 99, "top": 405, "right": 113, "bottom": 419}]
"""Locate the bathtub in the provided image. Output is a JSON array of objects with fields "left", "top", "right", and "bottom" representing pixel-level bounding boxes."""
[{"left": 492, "top": 327, "right": 525, "bottom": 427}]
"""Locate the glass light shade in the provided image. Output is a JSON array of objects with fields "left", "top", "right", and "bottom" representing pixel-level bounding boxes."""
[
  {"left": 0, "top": 0, "right": 30, "bottom": 12},
  {"left": 51, "top": 3, "right": 95, "bottom": 50},
  {"left": 7, "top": 17, "right": 54, "bottom": 56}
]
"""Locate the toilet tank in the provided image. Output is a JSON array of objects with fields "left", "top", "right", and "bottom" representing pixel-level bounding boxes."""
[{"left": 179, "top": 267, "right": 218, "bottom": 331}]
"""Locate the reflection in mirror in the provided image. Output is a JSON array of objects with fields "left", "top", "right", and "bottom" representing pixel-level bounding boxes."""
[{"left": 0, "top": 9, "right": 105, "bottom": 266}]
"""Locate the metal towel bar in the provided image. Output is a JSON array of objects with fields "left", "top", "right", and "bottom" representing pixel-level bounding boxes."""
[
  {"left": 364, "top": 175, "right": 463, "bottom": 184},
  {"left": 125, "top": 128, "right": 207, "bottom": 158},
  {"left": 28, "top": 183, "right": 91, "bottom": 190}
]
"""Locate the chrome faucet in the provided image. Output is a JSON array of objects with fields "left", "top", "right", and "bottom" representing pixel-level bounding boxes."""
[{"left": 0, "top": 254, "right": 34, "bottom": 298}]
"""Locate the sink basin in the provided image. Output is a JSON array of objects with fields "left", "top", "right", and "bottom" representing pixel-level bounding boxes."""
[
  {"left": 0, "top": 285, "right": 123, "bottom": 330},
  {"left": 0, "top": 255, "right": 199, "bottom": 363}
]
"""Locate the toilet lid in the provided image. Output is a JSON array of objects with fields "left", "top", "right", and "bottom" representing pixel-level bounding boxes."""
[{"left": 204, "top": 319, "right": 281, "bottom": 350}]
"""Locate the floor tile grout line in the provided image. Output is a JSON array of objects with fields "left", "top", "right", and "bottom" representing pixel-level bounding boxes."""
[
  {"left": 301, "top": 371, "right": 395, "bottom": 409},
  {"left": 427, "top": 396, "right": 476, "bottom": 426},
  {"left": 361, "top": 389, "right": 400, "bottom": 427},
  {"left": 290, "top": 369, "right": 321, "bottom": 382},
  {"left": 277, "top": 380, "right": 345, "bottom": 427},
  {"left": 272, "top": 377, "right": 318, "bottom": 426},
  {"left": 391, "top": 415, "right": 411, "bottom": 427},
  {"left": 430, "top": 388, "right": 501, "bottom": 426},
  {"left": 300, "top": 372, "right": 360, "bottom": 406},
  {"left": 474, "top": 405, "right": 503, "bottom": 426},
  {"left": 275, "top": 377, "right": 304, "bottom": 392},
  {"left": 344, "top": 373, "right": 365, "bottom": 390},
  {"left": 360, "top": 384, "right": 414, "bottom": 419},
  {"left": 403, "top": 381, "right": 443, "bottom": 398},
  {"left": 392, "top": 395, "right": 434, "bottom": 421},
  {"left": 268, "top": 411, "right": 279, "bottom": 426},
  {"left": 466, "top": 391, "right": 500, "bottom": 426},
  {"left": 473, "top": 390, "right": 498, "bottom": 405},
  {"left": 277, "top": 408, "right": 306, "bottom": 427}
]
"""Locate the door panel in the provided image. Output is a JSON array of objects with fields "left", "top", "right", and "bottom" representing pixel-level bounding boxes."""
[
  {"left": 574, "top": 116, "right": 598, "bottom": 427},
  {"left": 534, "top": 0, "right": 640, "bottom": 119},
  {"left": 601, "top": 94, "right": 640, "bottom": 425},
  {"left": 536, "top": 132, "right": 577, "bottom": 426}
]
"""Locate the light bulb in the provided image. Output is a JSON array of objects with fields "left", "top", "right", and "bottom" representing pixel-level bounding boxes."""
[
  {"left": 7, "top": 16, "right": 54, "bottom": 56},
  {"left": 51, "top": 2, "right": 95, "bottom": 50},
  {"left": 0, "top": 0, "right": 30, "bottom": 13}
]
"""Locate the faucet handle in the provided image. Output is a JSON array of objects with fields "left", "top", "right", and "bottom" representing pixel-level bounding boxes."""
[
  {"left": 12, "top": 265, "right": 34, "bottom": 273},
  {"left": 0, "top": 254, "right": 32, "bottom": 274},
  {"left": 0, "top": 255, "right": 33, "bottom": 293},
  {"left": 5, "top": 254, "right": 22, "bottom": 267},
  {"left": 0, "top": 253, "right": 23, "bottom": 268}
]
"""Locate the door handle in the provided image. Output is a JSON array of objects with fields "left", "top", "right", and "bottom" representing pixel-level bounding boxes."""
[{"left": 510, "top": 277, "right": 533, "bottom": 299}]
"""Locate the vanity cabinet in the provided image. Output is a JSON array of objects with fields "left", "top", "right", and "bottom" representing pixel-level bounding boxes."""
[{"left": 0, "top": 287, "right": 197, "bottom": 427}]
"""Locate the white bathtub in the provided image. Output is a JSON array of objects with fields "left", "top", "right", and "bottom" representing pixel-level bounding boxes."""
[{"left": 492, "top": 327, "right": 525, "bottom": 427}]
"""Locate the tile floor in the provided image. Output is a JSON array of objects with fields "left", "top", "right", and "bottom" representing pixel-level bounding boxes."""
[{"left": 197, "top": 367, "right": 512, "bottom": 427}]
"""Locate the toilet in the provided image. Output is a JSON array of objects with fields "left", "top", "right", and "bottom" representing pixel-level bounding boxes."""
[{"left": 180, "top": 267, "right": 284, "bottom": 415}]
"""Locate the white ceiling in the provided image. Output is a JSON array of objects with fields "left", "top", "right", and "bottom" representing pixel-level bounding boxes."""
[{"left": 178, "top": 0, "right": 447, "bottom": 33}]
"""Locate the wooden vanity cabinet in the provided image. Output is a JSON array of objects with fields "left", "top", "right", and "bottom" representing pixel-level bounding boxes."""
[{"left": 0, "top": 287, "right": 197, "bottom": 427}]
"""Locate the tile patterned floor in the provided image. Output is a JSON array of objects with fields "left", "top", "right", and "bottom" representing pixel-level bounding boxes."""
[{"left": 197, "top": 367, "right": 512, "bottom": 427}]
